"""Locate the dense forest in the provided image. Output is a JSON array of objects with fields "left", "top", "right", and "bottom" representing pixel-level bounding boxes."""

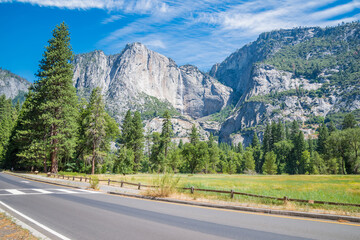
[{"left": 0, "top": 23, "right": 359, "bottom": 175}]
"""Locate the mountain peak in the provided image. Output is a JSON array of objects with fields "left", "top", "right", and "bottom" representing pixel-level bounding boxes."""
[{"left": 124, "top": 42, "right": 148, "bottom": 51}]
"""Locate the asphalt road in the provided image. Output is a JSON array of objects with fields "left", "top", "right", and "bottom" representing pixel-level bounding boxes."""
[{"left": 0, "top": 173, "right": 359, "bottom": 240}]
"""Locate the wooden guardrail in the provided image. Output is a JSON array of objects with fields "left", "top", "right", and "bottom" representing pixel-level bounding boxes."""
[{"left": 46, "top": 173, "right": 360, "bottom": 207}]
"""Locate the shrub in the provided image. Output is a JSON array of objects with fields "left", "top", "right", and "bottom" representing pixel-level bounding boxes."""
[
  {"left": 146, "top": 174, "right": 180, "bottom": 197},
  {"left": 89, "top": 176, "right": 99, "bottom": 190}
]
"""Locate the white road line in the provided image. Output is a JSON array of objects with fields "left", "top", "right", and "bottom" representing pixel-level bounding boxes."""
[
  {"left": 21, "top": 181, "right": 30, "bottom": 183},
  {"left": 0, "top": 201, "right": 71, "bottom": 240},
  {"left": 56, "top": 189, "right": 77, "bottom": 193},
  {"left": 6, "top": 189, "right": 26, "bottom": 195},
  {"left": 32, "top": 189, "right": 52, "bottom": 194},
  {"left": 77, "top": 189, "right": 98, "bottom": 193}
]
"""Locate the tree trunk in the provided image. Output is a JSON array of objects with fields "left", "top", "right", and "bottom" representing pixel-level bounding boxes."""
[
  {"left": 43, "top": 158, "right": 47, "bottom": 173},
  {"left": 91, "top": 141, "right": 96, "bottom": 175},
  {"left": 50, "top": 149, "right": 58, "bottom": 173},
  {"left": 50, "top": 124, "right": 58, "bottom": 173}
]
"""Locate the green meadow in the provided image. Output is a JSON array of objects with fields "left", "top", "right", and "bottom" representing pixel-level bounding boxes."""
[{"left": 93, "top": 174, "right": 360, "bottom": 206}]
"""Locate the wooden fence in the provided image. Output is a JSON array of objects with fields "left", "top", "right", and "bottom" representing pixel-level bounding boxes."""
[{"left": 47, "top": 173, "right": 360, "bottom": 207}]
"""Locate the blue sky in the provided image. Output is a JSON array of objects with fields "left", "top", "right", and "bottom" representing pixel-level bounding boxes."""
[{"left": 0, "top": 0, "right": 359, "bottom": 82}]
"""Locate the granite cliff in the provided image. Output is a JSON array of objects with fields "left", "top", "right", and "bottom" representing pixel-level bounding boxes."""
[
  {"left": 210, "top": 22, "right": 360, "bottom": 145},
  {"left": 72, "top": 42, "right": 232, "bottom": 122},
  {"left": 0, "top": 68, "right": 30, "bottom": 103}
]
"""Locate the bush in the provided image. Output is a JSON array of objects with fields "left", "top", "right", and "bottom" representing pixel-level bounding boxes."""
[
  {"left": 89, "top": 176, "right": 99, "bottom": 190},
  {"left": 146, "top": 174, "right": 180, "bottom": 197}
]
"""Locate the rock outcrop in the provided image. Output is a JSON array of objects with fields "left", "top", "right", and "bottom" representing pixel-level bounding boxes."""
[
  {"left": 72, "top": 42, "right": 232, "bottom": 121},
  {"left": 0, "top": 68, "right": 30, "bottom": 100},
  {"left": 211, "top": 22, "right": 360, "bottom": 144}
]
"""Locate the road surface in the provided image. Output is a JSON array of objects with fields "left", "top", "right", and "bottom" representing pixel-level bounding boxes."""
[{"left": 0, "top": 173, "right": 358, "bottom": 240}]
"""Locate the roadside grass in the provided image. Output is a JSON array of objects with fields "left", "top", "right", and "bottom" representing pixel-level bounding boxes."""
[
  {"left": 43, "top": 172, "right": 360, "bottom": 215},
  {"left": 94, "top": 174, "right": 360, "bottom": 203}
]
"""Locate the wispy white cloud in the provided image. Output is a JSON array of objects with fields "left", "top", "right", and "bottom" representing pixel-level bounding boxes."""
[
  {"left": 1, "top": 0, "right": 169, "bottom": 14},
  {"left": 310, "top": 1, "right": 360, "bottom": 20},
  {"left": 102, "top": 14, "right": 122, "bottom": 24},
  {"left": 2, "top": 0, "right": 360, "bottom": 69},
  {"left": 97, "top": 0, "right": 360, "bottom": 69}
]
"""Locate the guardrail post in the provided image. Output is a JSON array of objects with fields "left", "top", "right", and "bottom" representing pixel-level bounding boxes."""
[
  {"left": 85, "top": 177, "right": 87, "bottom": 182},
  {"left": 62, "top": 175, "right": 64, "bottom": 179},
  {"left": 108, "top": 179, "right": 110, "bottom": 185},
  {"left": 80, "top": 177, "right": 82, "bottom": 182},
  {"left": 121, "top": 180, "right": 124, "bottom": 187},
  {"left": 191, "top": 186, "right": 194, "bottom": 194},
  {"left": 284, "top": 196, "right": 288, "bottom": 204},
  {"left": 73, "top": 176, "right": 75, "bottom": 181},
  {"left": 138, "top": 183, "right": 141, "bottom": 190},
  {"left": 231, "top": 190, "right": 234, "bottom": 199}
]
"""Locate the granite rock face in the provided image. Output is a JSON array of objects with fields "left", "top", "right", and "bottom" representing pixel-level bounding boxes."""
[
  {"left": 72, "top": 42, "right": 232, "bottom": 121},
  {"left": 211, "top": 23, "right": 360, "bottom": 144},
  {"left": 0, "top": 68, "right": 30, "bottom": 100}
]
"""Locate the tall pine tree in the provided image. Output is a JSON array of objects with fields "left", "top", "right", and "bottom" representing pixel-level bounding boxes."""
[
  {"left": 160, "top": 110, "right": 173, "bottom": 159},
  {"left": 131, "top": 111, "right": 144, "bottom": 172},
  {"left": 35, "top": 22, "right": 78, "bottom": 173},
  {"left": 83, "top": 88, "right": 107, "bottom": 174}
]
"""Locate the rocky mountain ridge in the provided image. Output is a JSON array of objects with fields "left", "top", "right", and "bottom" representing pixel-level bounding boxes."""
[
  {"left": 211, "top": 22, "right": 360, "bottom": 145},
  {"left": 0, "top": 68, "right": 30, "bottom": 103},
  {"left": 72, "top": 42, "right": 232, "bottom": 122}
]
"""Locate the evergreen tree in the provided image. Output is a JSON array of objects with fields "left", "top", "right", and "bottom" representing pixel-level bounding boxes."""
[
  {"left": 277, "top": 120, "right": 285, "bottom": 142},
  {"left": 145, "top": 128, "right": 152, "bottom": 158},
  {"left": 207, "top": 133, "right": 220, "bottom": 173},
  {"left": 251, "top": 131, "right": 260, "bottom": 148},
  {"left": 326, "top": 130, "right": 347, "bottom": 174},
  {"left": 271, "top": 121, "right": 282, "bottom": 144},
  {"left": 168, "top": 143, "right": 182, "bottom": 172},
  {"left": 0, "top": 95, "right": 17, "bottom": 166},
  {"left": 262, "top": 151, "right": 277, "bottom": 175},
  {"left": 262, "top": 123, "right": 271, "bottom": 153},
  {"left": 251, "top": 131, "right": 263, "bottom": 173},
  {"left": 121, "top": 109, "right": 133, "bottom": 148},
  {"left": 317, "top": 123, "right": 329, "bottom": 155},
  {"left": 292, "top": 131, "right": 305, "bottom": 174},
  {"left": 190, "top": 124, "right": 199, "bottom": 145},
  {"left": 149, "top": 132, "right": 163, "bottom": 172},
  {"left": 4, "top": 91, "right": 47, "bottom": 171},
  {"left": 182, "top": 141, "right": 208, "bottom": 173},
  {"left": 285, "top": 125, "right": 290, "bottom": 140},
  {"left": 34, "top": 22, "right": 78, "bottom": 173},
  {"left": 300, "top": 150, "right": 311, "bottom": 174},
  {"left": 113, "top": 146, "right": 134, "bottom": 174},
  {"left": 178, "top": 139, "right": 184, "bottom": 149},
  {"left": 131, "top": 111, "right": 144, "bottom": 172},
  {"left": 274, "top": 140, "right": 293, "bottom": 174},
  {"left": 309, "top": 151, "right": 326, "bottom": 174},
  {"left": 243, "top": 147, "right": 255, "bottom": 172},
  {"left": 290, "top": 120, "right": 300, "bottom": 141},
  {"left": 237, "top": 142, "right": 243, "bottom": 154},
  {"left": 270, "top": 121, "right": 277, "bottom": 150},
  {"left": 83, "top": 88, "right": 107, "bottom": 174},
  {"left": 181, "top": 143, "right": 196, "bottom": 173},
  {"left": 160, "top": 110, "right": 173, "bottom": 159},
  {"left": 328, "top": 121, "right": 337, "bottom": 133},
  {"left": 342, "top": 113, "right": 357, "bottom": 130}
]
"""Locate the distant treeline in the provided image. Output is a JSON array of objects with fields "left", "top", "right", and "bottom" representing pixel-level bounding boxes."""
[{"left": 1, "top": 87, "right": 359, "bottom": 175}]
